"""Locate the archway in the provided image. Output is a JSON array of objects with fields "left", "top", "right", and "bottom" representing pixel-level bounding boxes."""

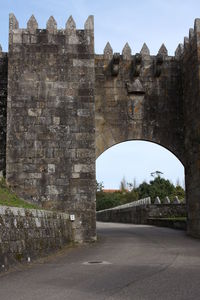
[
  {"left": 96, "top": 140, "right": 185, "bottom": 190},
  {"left": 96, "top": 140, "right": 185, "bottom": 222}
]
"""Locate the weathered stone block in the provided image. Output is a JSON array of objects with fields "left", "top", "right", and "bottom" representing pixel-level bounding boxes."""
[
  {"left": 48, "top": 164, "right": 55, "bottom": 174},
  {"left": 28, "top": 108, "right": 42, "bottom": 117}
]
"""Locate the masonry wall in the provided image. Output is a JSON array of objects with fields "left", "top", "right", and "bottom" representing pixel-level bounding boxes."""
[
  {"left": 0, "top": 51, "right": 7, "bottom": 177},
  {"left": 182, "top": 20, "right": 200, "bottom": 238},
  {"left": 97, "top": 204, "right": 186, "bottom": 224},
  {"left": 0, "top": 205, "right": 72, "bottom": 272},
  {"left": 6, "top": 15, "right": 96, "bottom": 242}
]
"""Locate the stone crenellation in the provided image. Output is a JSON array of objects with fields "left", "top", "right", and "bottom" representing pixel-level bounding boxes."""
[
  {"left": 9, "top": 13, "right": 94, "bottom": 36},
  {"left": 140, "top": 43, "right": 150, "bottom": 56}
]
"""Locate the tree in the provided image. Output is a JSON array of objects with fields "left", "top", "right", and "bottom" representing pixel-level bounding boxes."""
[
  {"left": 133, "top": 178, "right": 137, "bottom": 189},
  {"left": 172, "top": 185, "right": 185, "bottom": 201},
  {"left": 96, "top": 191, "right": 122, "bottom": 211},
  {"left": 127, "top": 178, "right": 137, "bottom": 191},
  {"left": 137, "top": 181, "right": 150, "bottom": 199},
  {"left": 150, "top": 170, "right": 163, "bottom": 178},
  {"left": 96, "top": 174, "right": 185, "bottom": 211},
  {"left": 119, "top": 176, "right": 127, "bottom": 191},
  {"left": 96, "top": 180, "right": 104, "bottom": 192},
  {"left": 176, "top": 178, "right": 181, "bottom": 187},
  {"left": 137, "top": 176, "right": 182, "bottom": 202}
]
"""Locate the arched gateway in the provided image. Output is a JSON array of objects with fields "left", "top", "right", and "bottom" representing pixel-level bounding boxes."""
[{"left": 0, "top": 14, "right": 199, "bottom": 241}]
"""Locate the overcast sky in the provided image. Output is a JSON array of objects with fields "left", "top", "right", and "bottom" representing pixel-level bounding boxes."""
[{"left": 1, "top": 0, "right": 199, "bottom": 188}]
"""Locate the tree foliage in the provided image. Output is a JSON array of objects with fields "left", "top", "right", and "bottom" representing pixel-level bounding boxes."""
[
  {"left": 96, "top": 174, "right": 185, "bottom": 211},
  {"left": 137, "top": 176, "right": 174, "bottom": 200}
]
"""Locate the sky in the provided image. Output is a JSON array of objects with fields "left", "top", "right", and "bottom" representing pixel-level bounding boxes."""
[{"left": 1, "top": 0, "right": 199, "bottom": 188}]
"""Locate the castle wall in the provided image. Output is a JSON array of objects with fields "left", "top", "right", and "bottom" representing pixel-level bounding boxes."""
[
  {"left": 0, "top": 50, "right": 8, "bottom": 177},
  {"left": 6, "top": 14, "right": 96, "bottom": 242}
]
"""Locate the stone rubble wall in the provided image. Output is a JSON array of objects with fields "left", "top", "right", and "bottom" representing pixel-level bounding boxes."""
[{"left": 0, "top": 205, "right": 73, "bottom": 272}]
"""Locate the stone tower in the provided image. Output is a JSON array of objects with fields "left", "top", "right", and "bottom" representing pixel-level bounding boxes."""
[{"left": 6, "top": 14, "right": 96, "bottom": 242}]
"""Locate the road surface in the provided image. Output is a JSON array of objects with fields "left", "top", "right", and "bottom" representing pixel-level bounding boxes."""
[{"left": 1, "top": 222, "right": 200, "bottom": 300}]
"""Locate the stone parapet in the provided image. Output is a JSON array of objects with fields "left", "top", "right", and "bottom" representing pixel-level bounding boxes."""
[{"left": 97, "top": 203, "right": 186, "bottom": 225}]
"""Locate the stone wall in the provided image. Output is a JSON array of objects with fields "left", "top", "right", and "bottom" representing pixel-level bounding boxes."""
[
  {"left": 0, "top": 50, "right": 7, "bottom": 177},
  {"left": 97, "top": 203, "right": 186, "bottom": 224},
  {"left": 182, "top": 20, "right": 200, "bottom": 237},
  {"left": 0, "top": 205, "right": 72, "bottom": 272},
  {"left": 6, "top": 14, "right": 96, "bottom": 242}
]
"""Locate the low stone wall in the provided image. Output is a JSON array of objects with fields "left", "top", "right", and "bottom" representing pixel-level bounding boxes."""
[
  {"left": 96, "top": 203, "right": 187, "bottom": 225},
  {"left": 0, "top": 205, "right": 73, "bottom": 272}
]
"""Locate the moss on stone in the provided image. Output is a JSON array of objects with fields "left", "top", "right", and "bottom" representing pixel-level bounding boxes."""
[{"left": 0, "top": 178, "right": 39, "bottom": 209}]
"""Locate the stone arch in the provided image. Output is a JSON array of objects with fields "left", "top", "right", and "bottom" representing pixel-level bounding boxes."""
[
  {"left": 96, "top": 139, "right": 185, "bottom": 200},
  {"left": 96, "top": 132, "right": 185, "bottom": 167}
]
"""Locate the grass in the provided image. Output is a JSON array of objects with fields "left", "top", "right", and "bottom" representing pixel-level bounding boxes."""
[{"left": 0, "top": 178, "right": 39, "bottom": 209}]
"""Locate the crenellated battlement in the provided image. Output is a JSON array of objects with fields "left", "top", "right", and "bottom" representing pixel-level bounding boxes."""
[
  {"left": 94, "top": 18, "right": 200, "bottom": 83},
  {"left": 95, "top": 17, "right": 200, "bottom": 64},
  {"left": 5, "top": 14, "right": 200, "bottom": 61},
  {"left": 9, "top": 13, "right": 94, "bottom": 33},
  {"left": 96, "top": 40, "right": 176, "bottom": 82},
  {"left": 99, "top": 40, "right": 175, "bottom": 83},
  {"left": 174, "top": 18, "right": 200, "bottom": 60},
  {"left": 102, "top": 41, "right": 172, "bottom": 60},
  {"left": 9, "top": 13, "right": 94, "bottom": 49},
  {"left": 7, "top": 13, "right": 200, "bottom": 62}
]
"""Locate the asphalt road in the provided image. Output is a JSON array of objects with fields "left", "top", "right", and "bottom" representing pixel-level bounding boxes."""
[{"left": 1, "top": 222, "right": 200, "bottom": 300}]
